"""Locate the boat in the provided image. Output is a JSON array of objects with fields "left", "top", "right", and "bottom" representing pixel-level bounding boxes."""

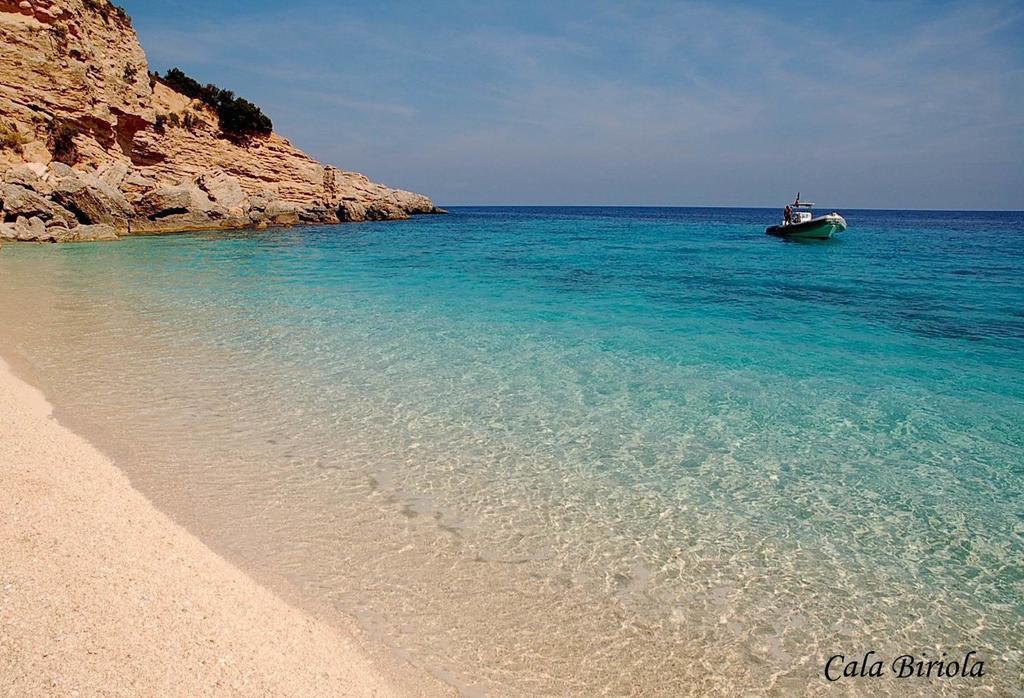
[{"left": 766, "top": 194, "right": 847, "bottom": 239}]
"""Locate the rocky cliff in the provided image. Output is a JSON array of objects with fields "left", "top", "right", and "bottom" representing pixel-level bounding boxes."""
[{"left": 0, "top": 0, "right": 441, "bottom": 242}]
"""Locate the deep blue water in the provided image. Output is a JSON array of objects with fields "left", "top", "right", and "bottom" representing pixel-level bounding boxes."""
[{"left": 1, "top": 206, "right": 1021, "bottom": 693}]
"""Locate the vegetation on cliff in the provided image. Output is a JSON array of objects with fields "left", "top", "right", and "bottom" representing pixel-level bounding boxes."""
[
  {"left": 153, "top": 68, "right": 273, "bottom": 139},
  {"left": 47, "top": 119, "right": 81, "bottom": 165},
  {"left": 0, "top": 122, "right": 31, "bottom": 155},
  {"left": 82, "top": 0, "right": 130, "bottom": 25}
]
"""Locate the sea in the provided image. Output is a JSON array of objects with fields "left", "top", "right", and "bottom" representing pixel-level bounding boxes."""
[{"left": 1, "top": 206, "right": 1021, "bottom": 695}]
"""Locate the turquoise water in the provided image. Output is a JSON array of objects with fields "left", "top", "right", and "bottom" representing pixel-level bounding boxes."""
[{"left": 1, "top": 207, "right": 1022, "bottom": 694}]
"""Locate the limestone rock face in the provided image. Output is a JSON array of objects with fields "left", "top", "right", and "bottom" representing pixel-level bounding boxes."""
[
  {"left": 0, "top": 0, "right": 153, "bottom": 172},
  {"left": 0, "top": 0, "right": 441, "bottom": 242}
]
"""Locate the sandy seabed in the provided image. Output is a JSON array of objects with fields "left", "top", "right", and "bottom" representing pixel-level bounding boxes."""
[{"left": 0, "top": 357, "right": 451, "bottom": 697}]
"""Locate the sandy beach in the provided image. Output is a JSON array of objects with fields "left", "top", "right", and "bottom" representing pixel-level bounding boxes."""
[{"left": 0, "top": 356, "right": 449, "bottom": 697}]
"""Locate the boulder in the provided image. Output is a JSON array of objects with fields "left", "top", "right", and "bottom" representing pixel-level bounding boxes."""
[
  {"left": 14, "top": 215, "right": 53, "bottom": 242},
  {"left": 337, "top": 199, "right": 409, "bottom": 222},
  {"left": 366, "top": 202, "right": 409, "bottom": 221},
  {"left": 96, "top": 161, "right": 131, "bottom": 189},
  {"left": 0, "top": 183, "right": 78, "bottom": 227},
  {"left": 131, "top": 181, "right": 251, "bottom": 234},
  {"left": 198, "top": 171, "right": 248, "bottom": 211},
  {"left": 120, "top": 170, "right": 159, "bottom": 197},
  {"left": 1, "top": 184, "right": 49, "bottom": 216},
  {"left": 297, "top": 205, "right": 340, "bottom": 225},
  {"left": 389, "top": 188, "right": 439, "bottom": 215},
  {"left": 45, "top": 161, "right": 75, "bottom": 180},
  {"left": 261, "top": 200, "right": 300, "bottom": 226},
  {"left": 3, "top": 163, "right": 49, "bottom": 193},
  {"left": 249, "top": 198, "right": 301, "bottom": 226},
  {"left": 58, "top": 223, "right": 119, "bottom": 242},
  {"left": 51, "top": 172, "right": 133, "bottom": 232},
  {"left": 337, "top": 200, "right": 367, "bottom": 222},
  {"left": 136, "top": 181, "right": 217, "bottom": 218},
  {"left": 247, "top": 190, "right": 275, "bottom": 213}
]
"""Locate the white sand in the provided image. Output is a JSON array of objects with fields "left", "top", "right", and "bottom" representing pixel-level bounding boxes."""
[{"left": 0, "top": 357, "right": 450, "bottom": 696}]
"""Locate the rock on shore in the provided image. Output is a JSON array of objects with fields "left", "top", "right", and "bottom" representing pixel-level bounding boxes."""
[{"left": 0, "top": 0, "right": 442, "bottom": 242}]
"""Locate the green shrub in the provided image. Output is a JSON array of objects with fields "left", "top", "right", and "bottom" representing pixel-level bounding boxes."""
[
  {"left": 49, "top": 23, "right": 69, "bottom": 50},
  {"left": 217, "top": 96, "right": 272, "bottom": 137},
  {"left": 48, "top": 118, "right": 80, "bottom": 164},
  {"left": 83, "top": 0, "right": 130, "bottom": 24},
  {"left": 159, "top": 68, "right": 203, "bottom": 100},
  {"left": 156, "top": 68, "right": 273, "bottom": 138},
  {"left": 0, "top": 122, "right": 31, "bottom": 154},
  {"left": 154, "top": 112, "right": 184, "bottom": 134}
]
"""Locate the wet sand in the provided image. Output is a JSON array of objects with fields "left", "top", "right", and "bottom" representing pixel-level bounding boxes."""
[{"left": 0, "top": 356, "right": 450, "bottom": 697}]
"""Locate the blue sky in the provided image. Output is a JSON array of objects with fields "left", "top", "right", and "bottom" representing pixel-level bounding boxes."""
[{"left": 120, "top": 1, "right": 1024, "bottom": 209}]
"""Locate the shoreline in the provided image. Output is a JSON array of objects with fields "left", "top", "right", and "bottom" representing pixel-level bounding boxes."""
[
  {"left": 0, "top": 209, "right": 449, "bottom": 246},
  {"left": 0, "top": 354, "right": 452, "bottom": 696}
]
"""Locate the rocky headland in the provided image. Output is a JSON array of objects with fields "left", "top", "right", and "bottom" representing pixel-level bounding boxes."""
[{"left": 0, "top": 0, "right": 442, "bottom": 243}]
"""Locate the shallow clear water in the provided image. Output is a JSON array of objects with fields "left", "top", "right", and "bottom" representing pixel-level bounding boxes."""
[{"left": 1, "top": 207, "right": 1022, "bottom": 695}]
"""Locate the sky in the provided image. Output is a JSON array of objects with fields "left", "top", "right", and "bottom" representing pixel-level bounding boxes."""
[{"left": 119, "top": 1, "right": 1024, "bottom": 209}]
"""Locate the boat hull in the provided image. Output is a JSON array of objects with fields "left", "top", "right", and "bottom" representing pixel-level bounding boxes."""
[{"left": 766, "top": 215, "right": 847, "bottom": 239}]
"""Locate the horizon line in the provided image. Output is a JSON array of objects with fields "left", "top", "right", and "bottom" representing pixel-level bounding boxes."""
[{"left": 434, "top": 204, "right": 1024, "bottom": 213}]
